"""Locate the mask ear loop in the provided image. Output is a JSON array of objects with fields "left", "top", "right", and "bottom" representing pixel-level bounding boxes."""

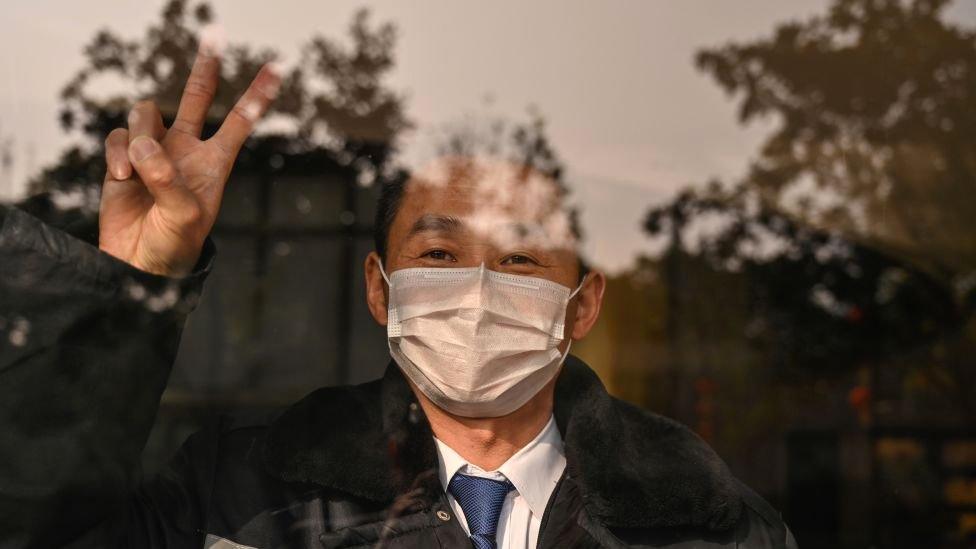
[
  {"left": 555, "top": 272, "right": 589, "bottom": 362},
  {"left": 564, "top": 271, "right": 593, "bottom": 356},
  {"left": 378, "top": 259, "right": 392, "bottom": 287},
  {"left": 569, "top": 272, "right": 588, "bottom": 300},
  {"left": 378, "top": 260, "right": 399, "bottom": 339}
]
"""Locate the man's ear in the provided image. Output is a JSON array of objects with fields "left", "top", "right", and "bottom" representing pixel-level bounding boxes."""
[
  {"left": 571, "top": 271, "right": 606, "bottom": 340},
  {"left": 364, "top": 251, "right": 388, "bottom": 326}
]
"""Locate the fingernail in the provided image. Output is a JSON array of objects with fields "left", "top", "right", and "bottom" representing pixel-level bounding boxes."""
[
  {"left": 199, "top": 23, "right": 226, "bottom": 57},
  {"left": 130, "top": 136, "right": 157, "bottom": 162},
  {"left": 113, "top": 163, "right": 128, "bottom": 179},
  {"left": 267, "top": 60, "right": 283, "bottom": 78},
  {"left": 258, "top": 70, "right": 281, "bottom": 99},
  {"left": 236, "top": 100, "right": 262, "bottom": 122}
]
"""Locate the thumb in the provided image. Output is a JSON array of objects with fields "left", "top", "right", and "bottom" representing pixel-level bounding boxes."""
[{"left": 128, "top": 136, "right": 201, "bottom": 226}]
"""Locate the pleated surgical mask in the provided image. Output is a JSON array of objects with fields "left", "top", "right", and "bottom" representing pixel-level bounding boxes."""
[{"left": 379, "top": 262, "right": 583, "bottom": 418}]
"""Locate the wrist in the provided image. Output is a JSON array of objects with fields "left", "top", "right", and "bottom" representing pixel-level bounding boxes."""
[
  {"left": 98, "top": 242, "right": 200, "bottom": 279},
  {"left": 132, "top": 251, "right": 199, "bottom": 279}
]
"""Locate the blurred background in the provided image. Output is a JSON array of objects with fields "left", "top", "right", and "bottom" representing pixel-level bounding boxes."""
[{"left": 2, "top": 1, "right": 975, "bottom": 547}]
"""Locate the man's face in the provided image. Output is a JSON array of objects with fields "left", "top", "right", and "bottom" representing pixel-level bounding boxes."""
[
  {"left": 387, "top": 158, "right": 582, "bottom": 290},
  {"left": 364, "top": 157, "right": 604, "bottom": 347}
]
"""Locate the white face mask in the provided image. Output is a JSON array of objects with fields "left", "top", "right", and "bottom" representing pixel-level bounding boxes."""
[{"left": 379, "top": 262, "right": 584, "bottom": 418}]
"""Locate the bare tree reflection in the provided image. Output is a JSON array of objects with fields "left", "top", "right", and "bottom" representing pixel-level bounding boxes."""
[{"left": 640, "top": 0, "right": 976, "bottom": 546}]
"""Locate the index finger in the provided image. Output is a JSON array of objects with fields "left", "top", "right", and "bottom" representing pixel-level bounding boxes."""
[
  {"left": 210, "top": 63, "right": 280, "bottom": 156},
  {"left": 171, "top": 46, "right": 221, "bottom": 137}
]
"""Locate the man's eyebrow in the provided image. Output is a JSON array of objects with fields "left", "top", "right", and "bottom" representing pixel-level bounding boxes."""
[{"left": 407, "top": 214, "right": 465, "bottom": 236}]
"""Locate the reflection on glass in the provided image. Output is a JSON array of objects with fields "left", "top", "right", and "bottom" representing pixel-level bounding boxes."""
[{"left": 0, "top": 0, "right": 974, "bottom": 547}]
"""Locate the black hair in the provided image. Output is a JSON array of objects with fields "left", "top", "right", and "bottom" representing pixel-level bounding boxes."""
[
  {"left": 372, "top": 173, "right": 590, "bottom": 283},
  {"left": 373, "top": 171, "right": 409, "bottom": 265}
]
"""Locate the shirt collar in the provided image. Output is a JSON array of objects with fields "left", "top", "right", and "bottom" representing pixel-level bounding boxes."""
[{"left": 433, "top": 415, "right": 566, "bottom": 518}]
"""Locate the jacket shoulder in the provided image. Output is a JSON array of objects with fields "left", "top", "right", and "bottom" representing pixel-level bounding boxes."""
[
  {"left": 211, "top": 378, "right": 386, "bottom": 459},
  {"left": 606, "top": 397, "right": 793, "bottom": 547},
  {"left": 734, "top": 478, "right": 795, "bottom": 548},
  {"left": 159, "top": 380, "right": 388, "bottom": 539},
  {"left": 169, "top": 378, "right": 386, "bottom": 488}
]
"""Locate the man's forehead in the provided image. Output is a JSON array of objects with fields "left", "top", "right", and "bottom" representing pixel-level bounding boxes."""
[
  {"left": 394, "top": 157, "right": 578, "bottom": 251},
  {"left": 407, "top": 212, "right": 550, "bottom": 240},
  {"left": 403, "top": 157, "right": 565, "bottom": 218}
]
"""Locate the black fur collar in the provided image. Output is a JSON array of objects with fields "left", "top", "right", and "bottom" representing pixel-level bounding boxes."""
[{"left": 262, "top": 356, "right": 742, "bottom": 531}]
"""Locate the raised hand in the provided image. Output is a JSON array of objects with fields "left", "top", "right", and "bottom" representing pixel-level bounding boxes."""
[{"left": 99, "top": 45, "right": 280, "bottom": 277}]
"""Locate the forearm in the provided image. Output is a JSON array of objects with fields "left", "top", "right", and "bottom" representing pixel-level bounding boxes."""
[{"left": 0, "top": 205, "right": 212, "bottom": 546}]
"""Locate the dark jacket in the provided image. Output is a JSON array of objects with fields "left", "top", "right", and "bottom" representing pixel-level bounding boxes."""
[{"left": 0, "top": 205, "right": 797, "bottom": 548}]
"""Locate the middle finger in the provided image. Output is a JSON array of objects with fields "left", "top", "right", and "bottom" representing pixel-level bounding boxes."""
[{"left": 127, "top": 100, "right": 166, "bottom": 142}]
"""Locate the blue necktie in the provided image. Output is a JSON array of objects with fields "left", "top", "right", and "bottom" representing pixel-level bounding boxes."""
[{"left": 448, "top": 472, "right": 515, "bottom": 549}]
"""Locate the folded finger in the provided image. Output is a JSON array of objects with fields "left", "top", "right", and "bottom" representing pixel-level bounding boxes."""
[
  {"left": 104, "top": 128, "right": 132, "bottom": 180},
  {"left": 128, "top": 136, "right": 198, "bottom": 218},
  {"left": 210, "top": 63, "right": 280, "bottom": 156}
]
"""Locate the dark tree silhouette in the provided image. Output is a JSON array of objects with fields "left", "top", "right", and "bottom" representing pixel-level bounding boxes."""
[
  {"left": 645, "top": 0, "right": 975, "bottom": 416},
  {"left": 695, "top": 0, "right": 976, "bottom": 289},
  {"left": 435, "top": 107, "right": 563, "bottom": 181},
  {"left": 433, "top": 106, "right": 582, "bottom": 242}
]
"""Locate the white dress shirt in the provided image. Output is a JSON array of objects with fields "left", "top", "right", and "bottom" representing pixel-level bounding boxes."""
[{"left": 433, "top": 415, "right": 566, "bottom": 549}]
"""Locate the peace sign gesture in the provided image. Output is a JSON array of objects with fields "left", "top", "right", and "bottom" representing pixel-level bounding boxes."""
[{"left": 98, "top": 44, "right": 280, "bottom": 277}]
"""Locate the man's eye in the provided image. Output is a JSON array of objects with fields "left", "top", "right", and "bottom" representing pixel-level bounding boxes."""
[
  {"left": 503, "top": 254, "right": 537, "bottom": 265},
  {"left": 424, "top": 249, "right": 456, "bottom": 261}
]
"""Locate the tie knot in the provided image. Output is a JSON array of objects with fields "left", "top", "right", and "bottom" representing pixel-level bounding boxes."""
[{"left": 448, "top": 473, "right": 515, "bottom": 544}]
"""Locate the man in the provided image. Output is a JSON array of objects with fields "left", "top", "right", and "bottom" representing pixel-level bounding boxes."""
[{"left": 0, "top": 45, "right": 796, "bottom": 548}]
